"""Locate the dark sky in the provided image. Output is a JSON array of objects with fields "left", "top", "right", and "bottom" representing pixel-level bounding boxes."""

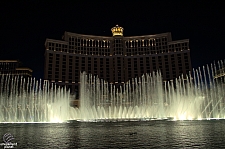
[{"left": 1, "top": 1, "right": 225, "bottom": 79}]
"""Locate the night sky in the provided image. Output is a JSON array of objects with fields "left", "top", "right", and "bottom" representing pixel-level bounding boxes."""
[{"left": 1, "top": 1, "right": 225, "bottom": 79}]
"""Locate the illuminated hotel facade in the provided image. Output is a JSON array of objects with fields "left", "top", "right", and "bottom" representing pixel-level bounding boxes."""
[
  {"left": 0, "top": 60, "right": 33, "bottom": 77},
  {"left": 44, "top": 25, "right": 191, "bottom": 95}
]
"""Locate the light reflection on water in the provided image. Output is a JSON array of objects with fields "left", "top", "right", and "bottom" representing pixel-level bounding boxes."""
[{"left": 0, "top": 120, "right": 225, "bottom": 148}]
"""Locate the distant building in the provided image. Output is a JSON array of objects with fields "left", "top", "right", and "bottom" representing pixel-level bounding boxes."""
[
  {"left": 214, "top": 67, "right": 225, "bottom": 83},
  {"left": 0, "top": 60, "right": 32, "bottom": 77},
  {"left": 44, "top": 25, "right": 191, "bottom": 97}
]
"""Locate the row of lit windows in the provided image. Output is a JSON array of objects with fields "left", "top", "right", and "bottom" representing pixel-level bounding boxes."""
[
  {"left": 47, "top": 40, "right": 188, "bottom": 56},
  {"left": 68, "top": 39, "right": 168, "bottom": 48},
  {"left": 125, "top": 39, "right": 168, "bottom": 48},
  {"left": 0, "top": 63, "right": 18, "bottom": 70},
  {"left": 69, "top": 37, "right": 110, "bottom": 48},
  {"left": 48, "top": 48, "right": 189, "bottom": 57},
  {"left": 47, "top": 46, "right": 186, "bottom": 55},
  {"left": 68, "top": 36, "right": 168, "bottom": 47},
  {"left": 69, "top": 47, "right": 111, "bottom": 56},
  {"left": 48, "top": 60, "right": 189, "bottom": 77},
  {"left": 47, "top": 43, "right": 68, "bottom": 52},
  {"left": 48, "top": 53, "right": 189, "bottom": 64}
]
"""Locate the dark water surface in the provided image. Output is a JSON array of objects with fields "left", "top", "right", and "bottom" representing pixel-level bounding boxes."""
[{"left": 0, "top": 120, "right": 225, "bottom": 148}]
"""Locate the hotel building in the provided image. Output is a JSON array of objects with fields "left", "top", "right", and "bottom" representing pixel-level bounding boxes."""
[
  {"left": 0, "top": 60, "right": 32, "bottom": 77},
  {"left": 44, "top": 25, "right": 191, "bottom": 96}
]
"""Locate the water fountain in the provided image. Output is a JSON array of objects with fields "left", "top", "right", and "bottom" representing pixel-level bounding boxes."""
[
  {"left": 0, "top": 75, "right": 71, "bottom": 123},
  {"left": 0, "top": 61, "right": 225, "bottom": 123}
]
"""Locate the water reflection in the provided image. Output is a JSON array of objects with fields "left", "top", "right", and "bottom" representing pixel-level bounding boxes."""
[{"left": 0, "top": 120, "right": 225, "bottom": 148}]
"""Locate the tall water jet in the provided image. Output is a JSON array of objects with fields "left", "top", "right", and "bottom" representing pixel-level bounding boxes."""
[
  {"left": 0, "top": 74, "right": 72, "bottom": 123},
  {"left": 0, "top": 61, "right": 225, "bottom": 122},
  {"left": 76, "top": 61, "right": 225, "bottom": 121}
]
